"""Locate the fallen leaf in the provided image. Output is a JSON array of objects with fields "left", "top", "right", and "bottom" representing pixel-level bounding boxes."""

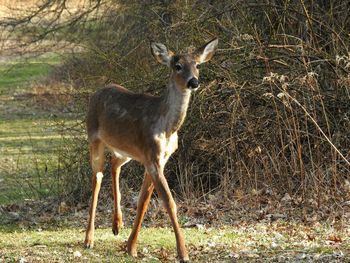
[
  {"left": 327, "top": 235, "right": 342, "bottom": 243},
  {"left": 281, "top": 193, "right": 292, "bottom": 203},
  {"left": 306, "top": 233, "right": 316, "bottom": 241}
]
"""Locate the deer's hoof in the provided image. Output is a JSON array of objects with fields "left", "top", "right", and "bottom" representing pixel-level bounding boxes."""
[
  {"left": 112, "top": 224, "right": 123, "bottom": 236},
  {"left": 179, "top": 260, "right": 189, "bottom": 263},
  {"left": 127, "top": 243, "right": 137, "bottom": 257},
  {"left": 112, "top": 218, "right": 123, "bottom": 236},
  {"left": 112, "top": 228, "right": 119, "bottom": 235},
  {"left": 84, "top": 240, "right": 94, "bottom": 249},
  {"left": 128, "top": 248, "right": 137, "bottom": 258}
]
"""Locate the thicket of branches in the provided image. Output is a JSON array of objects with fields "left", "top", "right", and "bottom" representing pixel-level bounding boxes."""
[{"left": 2, "top": 0, "right": 349, "bottom": 207}]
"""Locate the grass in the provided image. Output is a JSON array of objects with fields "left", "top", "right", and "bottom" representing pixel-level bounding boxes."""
[
  {"left": 0, "top": 220, "right": 349, "bottom": 262},
  {"left": 0, "top": 121, "right": 62, "bottom": 203},
  {"left": 0, "top": 226, "right": 223, "bottom": 262},
  {"left": 0, "top": 53, "right": 76, "bottom": 204},
  {"left": 0, "top": 117, "right": 83, "bottom": 203},
  {"left": 0, "top": 62, "right": 49, "bottom": 93},
  {"left": 0, "top": 53, "right": 62, "bottom": 94}
]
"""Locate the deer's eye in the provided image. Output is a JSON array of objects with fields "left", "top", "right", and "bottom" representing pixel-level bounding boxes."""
[
  {"left": 196, "top": 64, "right": 200, "bottom": 69},
  {"left": 175, "top": 64, "right": 183, "bottom": 71}
]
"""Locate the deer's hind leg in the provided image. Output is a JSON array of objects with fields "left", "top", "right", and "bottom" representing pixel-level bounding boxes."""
[
  {"left": 111, "top": 155, "right": 129, "bottom": 235},
  {"left": 85, "top": 139, "right": 105, "bottom": 248}
]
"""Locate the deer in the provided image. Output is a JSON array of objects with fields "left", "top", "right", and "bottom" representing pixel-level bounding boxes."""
[{"left": 84, "top": 38, "right": 218, "bottom": 262}]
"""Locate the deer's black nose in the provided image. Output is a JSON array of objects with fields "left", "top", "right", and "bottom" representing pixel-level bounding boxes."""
[{"left": 187, "top": 78, "right": 199, "bottom": 89}]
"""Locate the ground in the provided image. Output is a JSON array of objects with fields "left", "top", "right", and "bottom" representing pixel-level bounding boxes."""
[{"left": 1, "top": 206, "right": 349, "bottom": 262}]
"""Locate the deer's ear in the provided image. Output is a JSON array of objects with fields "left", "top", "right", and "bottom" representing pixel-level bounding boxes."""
[
  {"left": 195, "top": 38, "right": 218, "bottom": 64},
  {"left": 150, "top": 42, "right": 174, "bottom": 66}
]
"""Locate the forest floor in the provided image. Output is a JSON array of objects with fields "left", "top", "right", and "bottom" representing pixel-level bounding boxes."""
[{"left": 1, "top": 197, "right": 350, "bottom": 262}]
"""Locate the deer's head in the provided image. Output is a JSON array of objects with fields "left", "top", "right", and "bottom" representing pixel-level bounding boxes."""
[{"left": 151, "top": 38, "right": 218, "bottom": 91}]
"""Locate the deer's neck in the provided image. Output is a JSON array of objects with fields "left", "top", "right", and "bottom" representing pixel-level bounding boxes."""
[{"left": 159, "top": 81, "right": 191, "bottom": 136}]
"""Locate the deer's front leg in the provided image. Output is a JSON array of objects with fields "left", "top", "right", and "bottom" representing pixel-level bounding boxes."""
[
  {"left": 147, "top": 163, "right": 189, "bottom": 262},
  {"left": 127, "top": 173, "right": 154, "bottom": 257}
]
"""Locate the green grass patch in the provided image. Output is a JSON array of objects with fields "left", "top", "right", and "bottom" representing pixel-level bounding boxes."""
[
  {"left": 0, "top": 62, "right": 49, "bottom": 90},
  {"left": 0, "top": 53, "right": 62, "bottom": 94},
  {"left": 0, "top": 117, "right": 81, "bottom": 204},
  {"left": 0, "top": 226, "right": 235, "bottom": 262}
]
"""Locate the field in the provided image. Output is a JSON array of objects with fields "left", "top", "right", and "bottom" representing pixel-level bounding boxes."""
[{"left": 0, "top": 54, "right": 78, "bottom": 203}]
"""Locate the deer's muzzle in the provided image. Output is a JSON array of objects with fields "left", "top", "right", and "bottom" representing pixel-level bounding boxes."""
[{"left": 187, "top": 77, "right": 199, "bottom": 90}]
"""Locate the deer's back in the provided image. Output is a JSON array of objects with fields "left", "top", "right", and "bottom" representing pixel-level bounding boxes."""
[{"left": 87, "top": 84, "right": 161, "bottom": 155}]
